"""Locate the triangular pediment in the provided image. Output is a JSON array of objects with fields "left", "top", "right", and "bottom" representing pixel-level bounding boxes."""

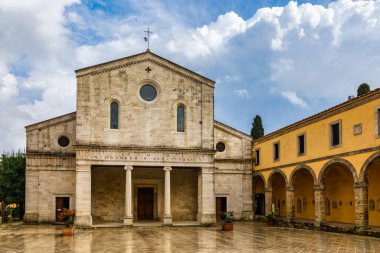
[{"left": 75, "top": 50, "right": 215, "bottom": 88}]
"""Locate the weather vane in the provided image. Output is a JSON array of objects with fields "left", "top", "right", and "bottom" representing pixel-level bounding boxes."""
[{"left": 144, "top": 27, "right": 153, "bottom": 50}]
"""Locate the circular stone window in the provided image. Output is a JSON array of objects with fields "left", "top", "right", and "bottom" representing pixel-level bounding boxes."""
[
  {"left": 216, "top": 142, "right": 226, "bottom": 152},
  {"left": 139, "top": 84, "right": 157, "bottom": 102},
  {"left": 58, "top": 136, "right": 70, "bottom": 147}
]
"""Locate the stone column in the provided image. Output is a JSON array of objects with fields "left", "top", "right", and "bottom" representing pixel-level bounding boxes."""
[
  {"left": 124, "top": 165, "right": 133, "bottom": 226},
  {"left": 74, "top": 164, "right": 92, "bottom": 227},
  {"left": 314, "top": 184, "right": 325, "bottom": 228},
  {"left": 197, "top": 167, "right": 216, "bottom": 225},
  {"left": 265, "top": 187, "right": 273, "bottom": 216},
  {"left": 163, "top": 166, "right": 173, "bottom": 225},
  {"left": 286, "top": 186, "right": 295, "bottom": 222},
  {"left": 354, "top": 181, "right": 368, "bottom": 231}
]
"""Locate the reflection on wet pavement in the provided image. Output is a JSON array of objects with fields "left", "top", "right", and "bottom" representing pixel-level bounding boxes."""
[{"left": 1, "top": 222, "right": 380, "bottom": 252}]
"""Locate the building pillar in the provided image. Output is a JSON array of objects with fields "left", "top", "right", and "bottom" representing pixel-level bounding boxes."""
[
  {"left": 265, "top": 187, "right": 273, "bottom": 217},
  {"left": 197, "top": 167, "right": 216, "bottom": 225},
  {"left": 242, "top": 172, "right": 254, "bottom": 220},
  {"left": 286, "top": 186, "right": 295, "bottom": 222},
  {"left": 74, "top": 164, "right": 92, "bottom": 227},
  {"left": 163, "top": 166, "right": 172, "bottom": 225},
  {"left": 354, "top": 181, "right": 368, "bottom": 231},
  {"left": 124, "top": 165, "right": 133, "bottom": 226},
  {"left": 23, "top": 170, "right": 39, "bottom": 223},
  {"left": 314, "top": 184, "right": 325, "bottom": 228}
]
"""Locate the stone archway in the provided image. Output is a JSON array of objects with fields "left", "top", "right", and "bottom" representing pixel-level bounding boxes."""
[
  {"left": 360, "top": 152, "right": 380, "bottom": 227},
  {"left": 319, "top": 159, "right": 357, "bottom": 224},
  {"left": 290, "top": 165, "right": 316, "bottom": 221},
  {"left": 253, "top": 173, "right": 266, "bottom": 216},
  {"left": 268, "top": 170, "right": 288, "bottom": 218}
]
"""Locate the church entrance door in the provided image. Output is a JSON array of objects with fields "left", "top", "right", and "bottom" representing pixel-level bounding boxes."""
[{"left": 137, "top": 187, "right": 154, "bottom": 220}]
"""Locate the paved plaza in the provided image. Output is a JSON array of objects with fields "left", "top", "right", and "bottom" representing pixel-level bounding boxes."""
[{"left": 1, "top": 222, "right": 380, "bottom": 252}]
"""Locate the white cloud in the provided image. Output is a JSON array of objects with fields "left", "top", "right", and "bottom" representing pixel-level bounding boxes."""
[
  {"left": 0, "top": 0, "right": 79, "bottom": 151},
  {"left": 280, "top": 90, "right": 308, "bottom": 108},
  {"left": 0, "top": 62, "right": 18, "bottom": 101},
  {"left": 1, "top": 0, "right": 380, "bottom": 151},
  {"left": 234, "top": 89, "right": 250, "bottom": 98},
  {"left": 167, "top": 11, "right": 246, "bottom": 59}
]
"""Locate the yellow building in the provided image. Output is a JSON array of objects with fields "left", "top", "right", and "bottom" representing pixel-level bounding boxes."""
[{"left": 253, "top": 88, "right": 380, "bottom": 230}]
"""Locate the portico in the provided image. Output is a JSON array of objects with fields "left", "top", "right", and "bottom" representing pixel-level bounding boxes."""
[{"left": 74, "top": 146, "right": 216, "bottom": 227}]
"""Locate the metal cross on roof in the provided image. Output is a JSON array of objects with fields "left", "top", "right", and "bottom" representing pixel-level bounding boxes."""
[{"left": 144, "top": 27, "right": 153, "bottom": 50}]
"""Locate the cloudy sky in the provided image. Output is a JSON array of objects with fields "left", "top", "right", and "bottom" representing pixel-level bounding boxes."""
[{"left": 1, "top": 0, "right": 380, "bottom": 152}]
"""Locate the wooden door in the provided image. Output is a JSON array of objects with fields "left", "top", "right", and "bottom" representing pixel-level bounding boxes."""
[
  {"left": 56, "top": 197, "right": 69, "bottom": 222},
  {"left": 254, "top": 193, "right": 265, "bottom": 215},
  {"left": 215, "top": 197, "right": 227, "bottom": 221},
  {"left": 137, "top": 188, "right": 154, "bottom": 220}
]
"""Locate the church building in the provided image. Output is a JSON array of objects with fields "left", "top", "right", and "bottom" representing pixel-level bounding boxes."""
[{"left": 24, "top": 50, "right": 254, "bottom": 227}]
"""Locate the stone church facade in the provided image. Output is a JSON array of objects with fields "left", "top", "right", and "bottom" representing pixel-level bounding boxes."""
[{"left": 24, "top": 51, "right": 253, "bottom": 227}]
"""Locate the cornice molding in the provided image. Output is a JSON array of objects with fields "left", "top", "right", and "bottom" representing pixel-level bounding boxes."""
[
  {"left": 214, "top": 120, "right": 252, "bottom": 141},
  {"left": 25, "top": 112, "right": 76, "bottom": 131},
  {"left": 215, "top": 158, "right": 254, "bottom": 164},
  {"left": 75, "top": 144, "right": 216, "bottom": 155},
  {"left": 75, "top": 51, "right": 215, "bottom": 88},
  {"left": 25, "top": 152, "right": 76, "bottom": 158}
]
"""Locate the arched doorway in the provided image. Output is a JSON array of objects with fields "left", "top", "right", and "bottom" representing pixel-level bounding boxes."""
[
  {"left": 291, "top": 168, "right": 315, "bottom": 221},
  {"left": 270, "top": 172, "right": 287, "bottom": 218},
  {"left": 362, "top": 153, "right": 380, "bottom": 227},
  {"left": 253, "top": 175, "right": 265, "bottom": 216},
  {"left": 320, "top": 162, "right": 356, "bottom": 224}
]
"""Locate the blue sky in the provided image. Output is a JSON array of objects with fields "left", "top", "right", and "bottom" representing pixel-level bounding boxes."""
[{"left": 1, "top": 0, "right": 380, "bottom": 151}]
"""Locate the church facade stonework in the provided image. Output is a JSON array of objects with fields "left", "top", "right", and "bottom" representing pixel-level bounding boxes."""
[{"left": 24, "top": 51, "right": 253, "bottom": 227}]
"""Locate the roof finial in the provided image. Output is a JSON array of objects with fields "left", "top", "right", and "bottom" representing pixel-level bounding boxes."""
[{"left": 144, "top": 27, "right": 153, "bottom": 51}]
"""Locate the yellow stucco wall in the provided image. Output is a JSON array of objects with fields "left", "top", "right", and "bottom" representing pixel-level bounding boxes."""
[
  {"left": 324, "top": 166, "right": 355, "bottom": 223},
  {"left": 368, "top": 159, "right": 380, "bottom": 227},
  {"left": 253, "top": 91, "right": 380, "bottom": 225},
  {"left": 294, "top": 171, "right": 315, "bottom": 220},
  {"left": 272, "top": 174, "right": 286, "bottom": 218},
  {"left": 255, "top": 98, "right": 380, "bottom": 171},
  {"left": 254, "top": 178, "right": 265, "bottom": 194}
]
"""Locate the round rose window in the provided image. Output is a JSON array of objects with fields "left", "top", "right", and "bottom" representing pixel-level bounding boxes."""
[
  {"left": 140, "top": 84, "right": 157, "bottom": 102},
  {"left": 58, "top": 136, "right": 70, "bottom": 147},
  {"left": 216, "top": 142, "right": 226, "bottom": 152}
]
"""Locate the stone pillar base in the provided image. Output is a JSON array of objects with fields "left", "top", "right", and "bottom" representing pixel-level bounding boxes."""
[
  {"left": 198, "top": 213, "right": 216, "bottom": 225},
  {"left": 74, "top": 215, "right": 92, "bottom": 227},
  {"left": 124, "top": 216, "right": 133, "bottom": 226},
  {"left": 242, "top": 211, "right": 253, "bottom": 220},
  {"left": 23, "top": 213, "right": 39, "bottom": 223},
  {"left": 163, "top": 215, "right": 173, "bottom": 226}
]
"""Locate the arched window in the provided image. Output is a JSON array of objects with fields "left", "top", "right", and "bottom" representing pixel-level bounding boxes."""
[
  {"left": 110, "top": 101, "right": 119, "bottom": 129},
  {"left": 177, "top": 105, "right": 185, "bottom": 132}
]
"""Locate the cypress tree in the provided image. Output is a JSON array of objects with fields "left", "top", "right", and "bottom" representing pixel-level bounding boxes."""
[{"left": 251, "top": 115, "right": 264, "bottom": 140}]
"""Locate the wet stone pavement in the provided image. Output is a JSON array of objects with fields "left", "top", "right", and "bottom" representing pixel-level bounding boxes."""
[{"left": 1, "top": 222, "right": 380, "bottom": 253}]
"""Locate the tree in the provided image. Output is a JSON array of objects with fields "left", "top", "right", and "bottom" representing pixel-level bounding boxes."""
[
  {"left": 357, "top": 83, "right": 371, "bottom": 96},
  {"left": 251, "top": 115, "right": 264, "bottom": 140},
  {"left": 0, "top": 151, "right": 25, "bottom": 221}
]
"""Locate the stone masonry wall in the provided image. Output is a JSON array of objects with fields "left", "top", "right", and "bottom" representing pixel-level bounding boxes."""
[
  {"left": 37, "top": 170, "right": 76, "bottom": 223},
  {"left": 76, "top": 53, "right": 214, "bottom": 150},
  {"left": 91, "top": 167, "right": 125, "bottom": 222},
  {"left": 213, "top": 124, "right": 253, "bottom": 220},
  {"left": 26, "top": 113, "right": 76, "bottom": 153},
  {"left": 171, "top": 168, "right": 198, "bottom": 221}
]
